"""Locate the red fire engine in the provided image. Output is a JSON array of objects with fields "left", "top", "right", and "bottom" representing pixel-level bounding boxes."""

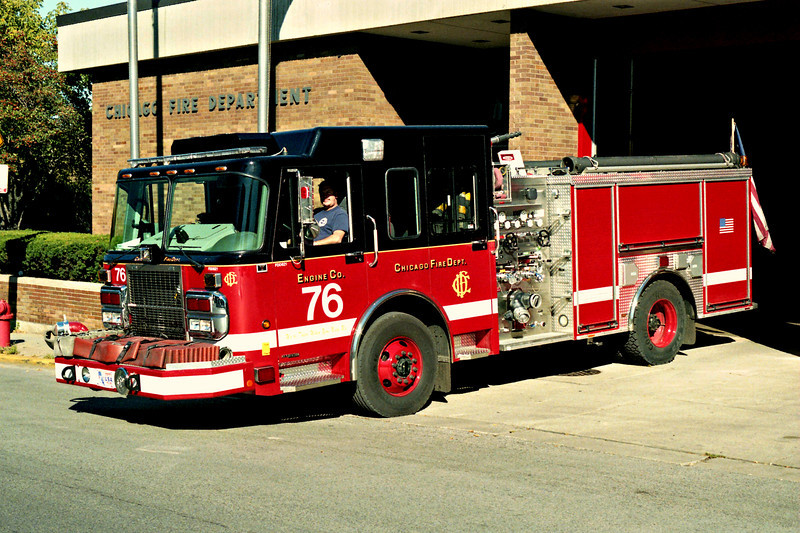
[{"left": 54, "top": 126, "right": 754, "bottom": 417}]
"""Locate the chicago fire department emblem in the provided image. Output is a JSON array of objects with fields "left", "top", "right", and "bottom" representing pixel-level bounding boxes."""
[
  {"left": 452, "top": 271, "right": 471, "bottom": 298},
  {"left": 224, "top": 272, "right": 238, "bottom": 287}
]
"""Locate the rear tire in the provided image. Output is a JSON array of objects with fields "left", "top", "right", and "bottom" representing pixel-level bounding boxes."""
[
  {"left": 353, "top": 312, "right": 437, "bottom": 417},
  {"left": 622, "top": 280, "right": 686, "bottom": 366}
]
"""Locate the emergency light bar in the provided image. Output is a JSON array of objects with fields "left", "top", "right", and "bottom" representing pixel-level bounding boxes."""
[{"left": 128, "top": 146, "right": 275, "bottom": 167}]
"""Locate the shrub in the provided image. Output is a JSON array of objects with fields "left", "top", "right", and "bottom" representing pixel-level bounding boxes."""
[
  {"left": 0, "top": 230, "right": 44, "bottom": 275},
  {"left": 19, "top": 232, "right": 109, "bottom": 282}
]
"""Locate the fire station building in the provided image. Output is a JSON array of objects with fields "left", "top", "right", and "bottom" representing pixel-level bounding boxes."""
[{"left": 58, "top": 0, "right": 796, "bottom": 253}]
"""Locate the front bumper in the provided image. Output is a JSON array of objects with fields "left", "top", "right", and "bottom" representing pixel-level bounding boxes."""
[{"left": 54, "top": 356, "right": 254, "bottom": 400}]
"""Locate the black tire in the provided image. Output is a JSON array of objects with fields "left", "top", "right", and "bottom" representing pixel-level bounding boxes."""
[
  {"left": 353, "top": 312, "right": 437, "bottom": 417},
  {"left": 622, "top": 280, "right": 687, "bottom": 366}
]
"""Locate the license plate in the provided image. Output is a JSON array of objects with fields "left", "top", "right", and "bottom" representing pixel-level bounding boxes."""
[{"left": 80, "top": 366, "right": 116, "bottom": 389}]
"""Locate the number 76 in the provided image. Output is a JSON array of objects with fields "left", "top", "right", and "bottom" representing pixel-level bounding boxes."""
[{"left": 301, "top": 283, "right": 344, "bottom": 321}]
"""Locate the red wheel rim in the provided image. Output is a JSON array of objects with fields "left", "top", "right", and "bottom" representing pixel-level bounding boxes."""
[
  {"left": 377, "top": 337, "right": 423, "bottom": 397},
  {"left": 648, "top": 298, "right": 677, "bottom": 348}
]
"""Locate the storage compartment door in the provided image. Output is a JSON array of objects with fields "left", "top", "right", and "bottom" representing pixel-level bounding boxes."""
[
  {"left": 704, "top": 179, "right": 751, "bottom": 311},
  {"left": 573, "top": 186, "right": 617, "bottom": 334},
  {"left": 618, "top": 182, "right": 702, "bottom": 250}
]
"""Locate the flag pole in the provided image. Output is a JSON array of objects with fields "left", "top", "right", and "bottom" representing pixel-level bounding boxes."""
[{"left": 127, "top": 0, "right": 139, "bottom": 159}]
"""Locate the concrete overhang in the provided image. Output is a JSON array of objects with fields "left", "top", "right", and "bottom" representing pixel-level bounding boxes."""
[{"left": 57, "top": 0, "right": 763, "bottom": 72}]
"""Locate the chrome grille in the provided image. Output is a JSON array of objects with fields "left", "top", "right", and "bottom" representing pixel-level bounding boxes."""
[{"left": 127, "top": 264, "right": 186, "bottom": 339}]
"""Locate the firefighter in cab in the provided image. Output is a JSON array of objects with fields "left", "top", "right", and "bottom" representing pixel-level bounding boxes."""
[{"left": 313, "top": 180, "right": 349, "bottom": 245}]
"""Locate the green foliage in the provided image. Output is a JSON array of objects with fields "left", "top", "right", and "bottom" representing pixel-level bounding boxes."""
[
  {"left": 0, "top": 230, "right": 108, "bottom": 282},
  {"left": 0, "top": 0, "right": 92, "bottom": 231},
  {"left": 22, "top": 232, "right": 108, "bottom": 282},
  {"left": 0, "top": 229, "right": 42, "bottom": 274}
]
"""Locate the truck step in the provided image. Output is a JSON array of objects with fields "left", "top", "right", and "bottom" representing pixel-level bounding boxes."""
[
  {"left": 280, "top": 362, "right": 343, "bottom": 392},
  {"left": 455, "top": 346, "right": 492, "bottom": 360},
  {"left": 454, "top": 332, "right": 492, "bottom": 360},
  {"left": 499, "top": 331, "right": 573, "bottom": 351}
]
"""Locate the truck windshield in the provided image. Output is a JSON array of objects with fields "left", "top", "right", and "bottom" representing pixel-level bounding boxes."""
[{"left": 110, "top": 173, "right": 268, "bottom": 253}]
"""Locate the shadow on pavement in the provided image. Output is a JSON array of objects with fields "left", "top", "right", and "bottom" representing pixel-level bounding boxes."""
[
  {"left": 66, "top": 322, "right": 752, "bottom": 429},
  {"left": 447, "top": 341, "right": 618, "bottom": 396},
  {"left": 68, "top": 384, "right": 357, "bottom": 430},
  {"left": 700, "top": 307, "right": 799, "bottom": 356},
  {"left": 442, "top": 326, "right": 737, "bottom": 400}
]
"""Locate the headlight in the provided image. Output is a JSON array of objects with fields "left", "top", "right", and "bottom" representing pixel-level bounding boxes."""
[
  {"left": 102, "top": 311, "right": 122, "bottom": 327},
  {"left": 101, "top": 285, "right": 127, "bottom": 328},
  {"left": 185, "top": 290, "right": 229, "bottom": 340},
  {"left": 189, "top": 318, "right": 212, "bottom": 333}
]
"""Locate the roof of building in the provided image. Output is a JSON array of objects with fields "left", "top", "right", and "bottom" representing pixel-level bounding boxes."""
[{"left": 57, "top": 0, "right": 763, "bottom": 72}]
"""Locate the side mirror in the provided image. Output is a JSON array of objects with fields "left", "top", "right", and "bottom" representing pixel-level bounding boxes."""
[
  {"left": 299, "top": 175, "right": 314, "bottom": 225},
  {"left": 297, "top": 174, "right": 315, "bottom": 257}
]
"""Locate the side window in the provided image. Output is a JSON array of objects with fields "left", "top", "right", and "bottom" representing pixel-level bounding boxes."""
[
  {"left": 311, "top": 174, "right": 353, "bottom": 244},
  {"left": 427, "top": 165, "right": 478, "bottom": 236},
  {"left": 274, "top": 167, "right": 359, "bottom": 259},
  {"left": 385, "top": 167, "right": 421, "bottom": 239}
]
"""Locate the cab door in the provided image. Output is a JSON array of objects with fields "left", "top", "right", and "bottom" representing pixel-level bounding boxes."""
[{"left": 270, "top": 166, "right": 368, "bottom": 380}]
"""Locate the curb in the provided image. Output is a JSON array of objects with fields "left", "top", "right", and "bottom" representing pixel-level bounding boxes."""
[{"left": 0, "top": 352, "right": 54, "bottom": 367}]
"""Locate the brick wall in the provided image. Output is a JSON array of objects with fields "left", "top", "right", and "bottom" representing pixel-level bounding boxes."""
[
  {"left": 275, "top": 53, "right": 402, "bottom": 131},
  {"left": 92, "top": 64, "right": 263, "bottom": 234},
  {"left": 508, "top": 27, "right": 578, "bottom": 160},
  {"left": 92, "top": 52, "right": 402, "bottom": 234},
  {"left": 0, "top": 275, "right": 102, "bottom": 329}
]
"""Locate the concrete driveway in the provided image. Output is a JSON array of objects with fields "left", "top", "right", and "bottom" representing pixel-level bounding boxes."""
[{"left": 407, "top": 318, "right": 799, "bottom": 482}]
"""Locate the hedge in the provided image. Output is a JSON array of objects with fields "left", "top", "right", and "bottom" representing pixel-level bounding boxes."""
[
  {"left": 0, "top": 230, "right": 43, "bottom": 275},
  {"left": 0, "top": 231, "right": 109, "bottom": 282}
]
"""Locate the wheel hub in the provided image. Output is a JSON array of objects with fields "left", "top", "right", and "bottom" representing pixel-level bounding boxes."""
[
  {"left": 377, "top": 338, "right": 422, "bottom": 397},
  {"left": 648, "top": 298, "right": 678, "bottom": 348}
]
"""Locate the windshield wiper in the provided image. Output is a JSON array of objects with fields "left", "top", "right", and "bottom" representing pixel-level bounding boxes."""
[{"left": 173, "top": 244, "right": 204, "bottom": 273}]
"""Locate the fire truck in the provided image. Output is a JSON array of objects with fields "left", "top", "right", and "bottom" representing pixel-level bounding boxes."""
[{"left": 54, "top": 126, "right": 754, "bottom": 417}]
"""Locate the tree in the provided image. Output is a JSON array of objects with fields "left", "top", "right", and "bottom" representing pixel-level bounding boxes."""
[{"left": 0, "top": 0, "right": 91, "bottom": 231}]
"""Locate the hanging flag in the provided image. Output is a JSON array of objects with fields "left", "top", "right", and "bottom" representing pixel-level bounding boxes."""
[
  {"left": 749, "top": 176, "right": 775, "bottom": 252},
  {"left": 734, "top": 121, "right": 775, "bottom": 252}
]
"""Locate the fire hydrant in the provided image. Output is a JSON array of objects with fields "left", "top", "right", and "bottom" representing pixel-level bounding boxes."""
[{"left": 0, "top": 300, "right": 15, "bottom": 348}]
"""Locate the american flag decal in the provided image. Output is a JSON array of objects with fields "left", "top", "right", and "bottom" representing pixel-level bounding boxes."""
[{"left": 719, "top": 217, "right": 734, "bottom": 234}]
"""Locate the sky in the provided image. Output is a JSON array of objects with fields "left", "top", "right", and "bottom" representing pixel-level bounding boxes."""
[{"left": 39, "top": 0, "right": 118, "bottom": 16}]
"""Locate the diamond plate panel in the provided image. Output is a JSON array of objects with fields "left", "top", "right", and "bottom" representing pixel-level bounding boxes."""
[
  {"left": 617, "top": 252, "right": 702, "bottom": 330},
  {"left": 547, "top": 179, "right": 573, "bottom": 334}
]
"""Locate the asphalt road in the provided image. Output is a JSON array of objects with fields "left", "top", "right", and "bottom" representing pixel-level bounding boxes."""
[{"left": 0, "top": 320, "right": 797, "bottom": 532}]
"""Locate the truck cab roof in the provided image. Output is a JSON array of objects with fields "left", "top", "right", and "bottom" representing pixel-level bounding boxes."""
[{"left": 128, "top": 125, "right": 490, "bottom": 169}]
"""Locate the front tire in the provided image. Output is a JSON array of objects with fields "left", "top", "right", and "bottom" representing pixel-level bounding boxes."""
[
  {"left": 622, "top": 280, "right": 687, "bottom": 366},
  {"left": 353, "top": 312, "right": 437, "bottom": 417}
]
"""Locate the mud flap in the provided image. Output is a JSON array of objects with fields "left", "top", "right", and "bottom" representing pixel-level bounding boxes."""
[
  {"left": 435, "top": 357, "right": 452, "bottom": 393},
  {"left": 429, "top": 324, "right": 452, "bottom": 393},
  {"left": 683, "top": 301, "right": 697, "bottom": 346}
]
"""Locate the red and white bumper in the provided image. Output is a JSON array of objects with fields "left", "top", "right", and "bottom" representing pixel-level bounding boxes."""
[{"left": 54, "top": 356, "right": 254, "bottom": 400}]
